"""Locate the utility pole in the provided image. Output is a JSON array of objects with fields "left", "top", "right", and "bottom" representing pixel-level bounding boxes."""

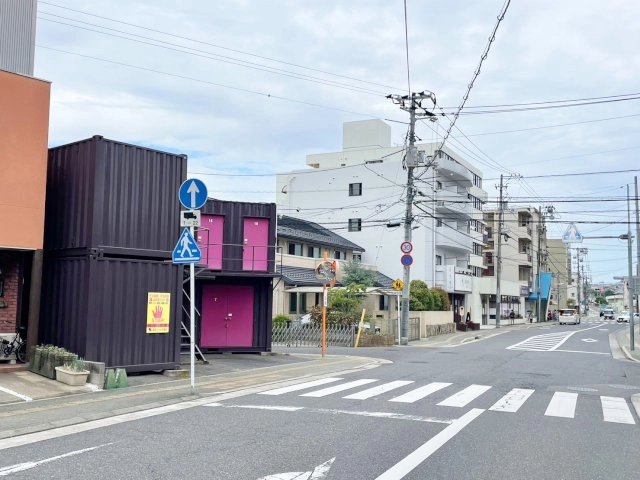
[
  {"left": 536, "top": 207, "right": 543, "bottom": 322},
  {"left": 576, "top": 250, "right": 581, "bottom": 315},
  {"left": 635, "top": 176, "right": 639, "bottom": 318},
  {"left": 627, "top": 184, "right": 634, "bottom": 349},
  {"left": 495, "top": 174, "right": 504, "bottom": 328},
  {"left": 387, "top": 91, "right": 436, "bottom": 345}
]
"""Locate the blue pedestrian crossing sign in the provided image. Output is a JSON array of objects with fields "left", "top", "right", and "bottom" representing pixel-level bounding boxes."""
[
  {"left": 172, "top": 228, "right": 202, "bottom": 264},
  {"left": 562, "top": 222, "right": 583, "bottom": 243},
  {"left": 178, "top": 178, "right": 208, "bottom": 210}
]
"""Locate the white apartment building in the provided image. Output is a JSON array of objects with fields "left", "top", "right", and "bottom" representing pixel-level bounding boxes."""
[{"left": 276, "top": 119, "right": 487, "bottom": 322}]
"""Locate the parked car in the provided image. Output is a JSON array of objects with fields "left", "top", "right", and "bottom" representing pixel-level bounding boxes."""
[
  {"left": 616, "top": 311, "right": 640, "bottom": 323},
  {"left": 602, "top": 308, "right": 615, "bottom": 320},
  {"left": 558, "top": 308, "right": 580, "bottom": 325}
]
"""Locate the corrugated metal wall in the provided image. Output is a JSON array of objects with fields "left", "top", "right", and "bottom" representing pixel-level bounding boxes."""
[
  {"left": 40, "top": 255, "right": 183, "bottom": 370},
  {"left": 46, "top": 136, "right": 187, "bottom": 255},
  {"left": 201, "top": 199, "right": 277, "bottom": 272},
  {"left": 0, "top": 0, "right": 36, "bottom": 76}
]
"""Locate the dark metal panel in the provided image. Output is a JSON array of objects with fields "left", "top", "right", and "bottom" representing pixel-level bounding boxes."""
[
  {"left": 46, "top": 136, "right": 187, "bottom": 254},
  {"left": 200, "top": 199, "right": 277, "bottom": 273},
  {"left": 84, "top": 257, "right": 182, "bottom": 369},
  {"left": 39, "top": 255, "right": 183, "bottom": 370},
  {"left": 39, "top": 256, "right": 90, "bottom": 354}
]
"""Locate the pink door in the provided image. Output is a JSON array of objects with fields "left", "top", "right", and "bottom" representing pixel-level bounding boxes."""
[
  {"left": 197, "top": 215, "right": 224, "bottom": 269},
  {"left": 200, "top": 285, "right": 254, "bottom": 347},
  {"left": 243, "top": 217, "right": 269, "bottom": 271}
]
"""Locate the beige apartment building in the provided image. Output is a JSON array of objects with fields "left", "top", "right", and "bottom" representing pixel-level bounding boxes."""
[{"left": 479, "top": 207, "right": 550, "bottom": 324}]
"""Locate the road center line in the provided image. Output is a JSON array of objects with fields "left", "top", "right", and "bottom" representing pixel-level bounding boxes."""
[{"left": 374, "top": 408, "right": 485, "bottom": 480}]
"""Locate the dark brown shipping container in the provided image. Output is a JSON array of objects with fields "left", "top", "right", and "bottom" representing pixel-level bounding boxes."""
[
  {"left": 39, "top": 255, "right": 183, "bottom": 371},
  {"left": 200, "top": 199, "right": 277, "bottom": 272},
  {"left": 45, "top": 136, "right": 187, "bottom": 256}
]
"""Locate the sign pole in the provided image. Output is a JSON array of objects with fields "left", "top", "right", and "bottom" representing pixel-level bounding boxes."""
[
  {"left": 322, "top": 283, "right": 327, "bottom": 357},
  {"left": 190, "top": 257, "right": 196, "bottom": 390}
]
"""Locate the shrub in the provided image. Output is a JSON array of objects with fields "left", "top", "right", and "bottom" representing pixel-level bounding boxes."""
[{"left": 272, "top": 314, "right": 290, "bottom": 324}]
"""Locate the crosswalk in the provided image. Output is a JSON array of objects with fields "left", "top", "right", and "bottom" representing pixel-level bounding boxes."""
[
  {"left": 506, "top": 331, "right": 576, "bottom": 351},
  {"left": 258, "top": 377, "right": 637, "bottom": 425}
]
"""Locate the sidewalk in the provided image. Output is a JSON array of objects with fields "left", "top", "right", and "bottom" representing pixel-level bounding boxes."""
[{"left": 0, "top": 352, "right": 383, "bottom": 440}]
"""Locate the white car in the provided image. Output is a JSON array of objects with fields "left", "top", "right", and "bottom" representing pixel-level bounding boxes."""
[
  {"left": 558, "top": 308, "right": 580, "bottom": 325},
  {"left": 616, "top": 311, "right": 640, "bottom": 323}
]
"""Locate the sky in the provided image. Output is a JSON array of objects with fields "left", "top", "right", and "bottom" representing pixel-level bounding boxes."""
[{"left": 32, "top": 0, "right": 640, "bottom": 285}]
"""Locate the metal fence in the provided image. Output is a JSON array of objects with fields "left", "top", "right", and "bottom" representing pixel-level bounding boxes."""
[
  {"left": 272, "top": 322, "right": 355, "bottom": 347},
  {"left": 271, "top": 317, "right": 421, "bottom": 348}
]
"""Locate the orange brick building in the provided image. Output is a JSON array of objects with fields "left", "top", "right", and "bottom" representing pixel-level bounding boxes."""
[{"left": 0, "top": 69, "right": 51, "bottom": 346}]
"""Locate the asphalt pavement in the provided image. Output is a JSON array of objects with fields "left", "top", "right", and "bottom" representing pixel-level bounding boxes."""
[{"left": 1, "top": 318, "right": 639, "bottom": 442}]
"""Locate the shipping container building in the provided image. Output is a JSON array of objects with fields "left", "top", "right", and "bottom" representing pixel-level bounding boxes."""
[
  {"left": 192, "top": 199, "right": 278, "bottom": 353},
  {"left": 40, "top": 136, "right": 188, "bottom": 371}
]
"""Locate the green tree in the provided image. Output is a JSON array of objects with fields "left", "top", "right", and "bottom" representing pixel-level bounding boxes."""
[
  {"left": 308, "top": 284, "right": 369, "bottom": 326},
  {"left": 342, "top": 261, "right": 376, "bottom": 288},
  {"left": 409, "top": 280, "right": 431, "bottom": 310}
]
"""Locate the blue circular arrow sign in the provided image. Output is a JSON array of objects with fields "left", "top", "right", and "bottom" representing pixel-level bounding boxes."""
[
  {"left": 401, "top": 254, "right": 413, "bottom": 266},
  {"left": 179, "top": 178, "right": 208, "bottom": 210}
]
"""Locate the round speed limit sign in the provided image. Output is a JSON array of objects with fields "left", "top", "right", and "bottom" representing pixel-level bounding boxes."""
[{"left": 400, "top": 241, "right": 413, "bottom": 254}]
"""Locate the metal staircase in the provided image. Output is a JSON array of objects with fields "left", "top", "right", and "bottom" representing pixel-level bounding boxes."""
[{"left": 181, "top": 290, "right": 208, "bottom": 364}]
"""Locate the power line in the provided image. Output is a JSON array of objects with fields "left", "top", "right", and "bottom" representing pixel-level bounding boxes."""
[{"left": 39, "top": 1, "right": 403, "bottom": 92}]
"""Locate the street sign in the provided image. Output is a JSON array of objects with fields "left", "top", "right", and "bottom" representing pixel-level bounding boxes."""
[
  {"left": 400, "top": 241, "right": 413, "bottom": 254},
  {"left": 315, "top": 261, "right": 337, "bottom": 284},
  {"left": 401, "top": 254, "right": 413, "bottom": 266},
  {"left": 562, "top": 223, "right": 583, "bottom": 243},
  {"left": 172, "top": 228, "right": 202, "bottom": 264},
  {"left": 180, "top": 210, "right": 201, "bottom": 227},
  {"left": 178, "top": 178, "right": 208, "bottom": 210},
  {"left": 392, "top": 278, "right": 404, "bottom": 291}
]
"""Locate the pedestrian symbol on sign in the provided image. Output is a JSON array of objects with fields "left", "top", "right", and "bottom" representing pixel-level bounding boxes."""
[
  {"left": 562, "top": 223, "right": 583, "bottom": 243},
  {"left": 172, "top": 228, "right": 202, "bottom": 264}
]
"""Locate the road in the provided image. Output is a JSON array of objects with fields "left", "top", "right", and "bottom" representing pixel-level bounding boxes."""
[{"left": 1, "top": 314, "right": 639, "bottom": 479}]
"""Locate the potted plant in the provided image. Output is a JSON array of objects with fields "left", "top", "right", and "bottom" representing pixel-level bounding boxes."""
[{"left": 55, "top": 357, "right": 90, "bottom": 386}]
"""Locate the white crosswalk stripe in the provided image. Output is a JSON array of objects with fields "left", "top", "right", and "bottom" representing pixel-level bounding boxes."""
[
  {"left": 256, "top": 379, "right": 637, "bottom": 425},
  {"left": 437, "top": 384, "right": 492, "bottom": 407},
  {"left": 300, "top": 379, "right": 378, "bottom": 397},
  {"left": 258, "top": 377, "right": 343, "bottom": 396},
  {"left": 489, "top": 388, "right": 535, "bottom": 413},
  {"left": 600, "top": 396, "right": 636, "bottom": 424},
  {"left": 545, "top": 392, "right": 578, "bottom": 418},
  {"left": 343, "top": 380, "right": 415, "bottom": 400},
  {"left": 389, "top": 382, "right": 452, "bottom": 403}
]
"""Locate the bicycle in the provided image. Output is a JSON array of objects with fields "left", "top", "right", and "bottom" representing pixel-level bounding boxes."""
[{"left": 1, "top": 326, "right": 26, "bottom": 363}]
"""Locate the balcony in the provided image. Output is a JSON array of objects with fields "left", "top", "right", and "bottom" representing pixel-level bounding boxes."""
[
  {"left": 436, "top": 226, "right": 472, "bottom": 252},
  {"left": 435, "top": 189, "right": 471, "bottom": 218},
  {"left": 516, "top": 252, "right": 533, "bottom": 266},
  {"left": 435, "top": 151, "right": 473, "bottom": 187}
]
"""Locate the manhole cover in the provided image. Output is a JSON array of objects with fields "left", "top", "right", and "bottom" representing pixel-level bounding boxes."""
[{"left": 567, "top": 386, "right": 598, "bottom": 392}]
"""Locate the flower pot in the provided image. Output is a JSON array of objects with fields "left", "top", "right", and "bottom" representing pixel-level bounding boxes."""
[{"left": 55, "top": 366, "right": 90, "bottom": 386}]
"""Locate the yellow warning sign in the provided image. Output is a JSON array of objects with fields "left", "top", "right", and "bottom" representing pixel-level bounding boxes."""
[
  {"left": 392, "top": 279, "right": 404, "bottom": 291},
  {"left": 146, "top": 292, "right": 171, "bottom": 333}
]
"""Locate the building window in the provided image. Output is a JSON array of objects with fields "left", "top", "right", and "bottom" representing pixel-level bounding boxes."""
[
  {"left": 349, "top": 183, "right": 362, "bottom": 196},
  {"left": 379, "top": 295, "right": 389, "bottom": 311},
  {"left": 288, "top": 242, "right": 302, "bottom": 256},
  {"left": 348, "top": 218, "right": 362, "bottom": 232},
  {"left": 436, "top": 218, "right": 442, "bottom": 227},
  {"left": 307, "top": 246, "right": 322, "bottom": 258},
  {"left": 435, "top": 255, "right": 442, "bottom": 265},
  {"left": 473, "top": 242, "right": 483, "bottom": 255},
  {"left": 353, "top": 254, "right": 362, "bottom": 263},
  {"left": 334, "top": 251, "right": 344, "bottom": 260},
  {"left": 436, "top": 181, "right": 442, "bottom": 190},
  {"left": 288, "top": 293, "right": 298, "bottom": 313},
  {"left": 473, "top": 173, "right": 482, "bottom": 189}
]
